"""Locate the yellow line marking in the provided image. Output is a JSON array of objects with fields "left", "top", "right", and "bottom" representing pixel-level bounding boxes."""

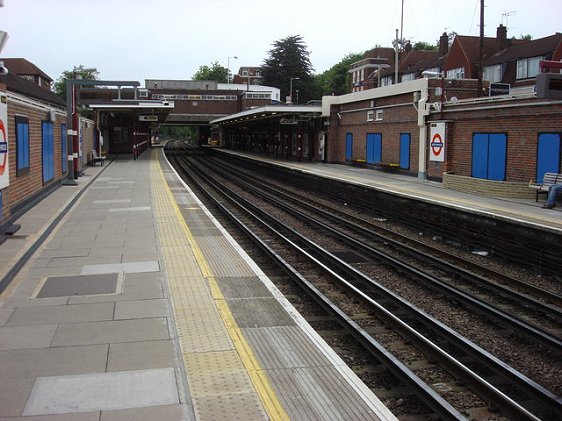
[{"left": 154, "top": 155, "right": 289, "bottom": 420}]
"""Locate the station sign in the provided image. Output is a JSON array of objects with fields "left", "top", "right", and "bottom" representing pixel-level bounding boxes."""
[
  {"left": 429, "top": 122, "right": 446, "bottom": 162},
  {"left": 0, "top": 93, "right": 9, "bottom": 189},
  {"left": 490, "top": 83, "right": 510, "bottom": 96},
  {"left": 139, "top": 115, "right": 158, "bottom": 122}
]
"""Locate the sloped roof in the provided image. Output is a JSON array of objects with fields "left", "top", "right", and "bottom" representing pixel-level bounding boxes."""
[
  {"left": 0, "top": 71, "right": 65, "bottom": 106},
  {"left": 454, "top": 35, "right": 501, "bottom": 64},
  {"left": 389, "top": 50, "right": 439, "bottom": 77},
  {"left": 1, "top": 57, "right": 53, "bottom": 82},
  {"left": 484, "top": 33, "right": 562, "bottom": 65}
]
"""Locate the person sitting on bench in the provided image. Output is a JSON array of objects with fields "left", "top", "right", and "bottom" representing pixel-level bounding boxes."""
[{"left": 542, "top": 183, "right": 562, "bottom": 209}]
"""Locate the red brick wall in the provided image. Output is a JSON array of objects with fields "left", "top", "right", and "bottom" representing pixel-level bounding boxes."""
[
  {"left": 443, "top": 102, "right": 562, "bottom": 182},
  {"left": 2, "top": 95, "right": 67, "bottom": 224},
  {"left": 327, "top": 93, "right": 419, "bottom": 173}
]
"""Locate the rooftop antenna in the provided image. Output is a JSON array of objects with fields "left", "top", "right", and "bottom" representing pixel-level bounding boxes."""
[{"left": 501, "top": 10, "right": 516, "bottom": 28}]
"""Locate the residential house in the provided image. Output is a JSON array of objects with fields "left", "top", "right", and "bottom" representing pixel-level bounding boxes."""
[{"left": 232, "top": 67, "right": 263, "bottom": 86}]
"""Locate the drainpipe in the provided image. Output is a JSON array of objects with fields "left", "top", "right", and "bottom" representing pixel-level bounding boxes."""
[{"left": 417, "top": 80, "right": 430, "bottom": 180}]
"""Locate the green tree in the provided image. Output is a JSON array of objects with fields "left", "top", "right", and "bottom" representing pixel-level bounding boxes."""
[
  {"left": 261, "top": 35, "right": 315, "bottom": 103},
  {"left": 513, "top": 34, "right": 533, "bottom": 41},
  {"left": 192, "top": 61, "right": 228, "bottom": 83},
  {"left": 413, "top": 41, "right": 437, "bottom": 51},
  {"left": 54, "top": 65, "right": 100, "bottom": 100},
  {"left": 315, "top": 52, "right": 363, "bottom": 96}
]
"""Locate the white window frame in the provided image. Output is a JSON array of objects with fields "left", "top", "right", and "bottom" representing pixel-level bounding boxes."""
[
  {"left": 516, "top": 56, "right": 543, "bottom": 79},
  {"left": 446, "top": 67, "right": 465, "bottom": 79},
  {"left": 375, "top": 109, "right": 383, "bottom": 121},
  {"left": 401, "top": 72, "right": 416, "bottom": 82},
  {"left": 367, "top": 110, "right": 374, "bottom": 121},
  {"left": 483, "top": 64, "right": 502, "bottom": 83},
  {"left": 380, "top": 76, "right": 393, "bottom": 87}
]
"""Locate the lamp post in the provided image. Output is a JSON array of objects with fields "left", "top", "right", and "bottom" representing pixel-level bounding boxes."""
[
  {"left": 295, "top": 90, "right": 299, "bottom": 105},
  {"left": 227, "top": 56, "right": 238, "bottom": 84},
  {"left": 289, "top": 77, "right": 299, "bottom": 104}
]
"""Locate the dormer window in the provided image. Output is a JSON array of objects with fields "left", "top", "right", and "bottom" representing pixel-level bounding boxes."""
[{"left": 516, "top": 56, "right": 542, "bottom": 80}]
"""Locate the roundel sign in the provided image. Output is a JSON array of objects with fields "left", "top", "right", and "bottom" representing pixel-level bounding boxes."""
[
  {"left": 429, "top": 122, "right": 446, "bottom": 162},
  {"left": 0, "top": 93, "right": 9, "bottom": 189},
  {"left": 431, "top": 133, "right": 443, "bottom": 156}
]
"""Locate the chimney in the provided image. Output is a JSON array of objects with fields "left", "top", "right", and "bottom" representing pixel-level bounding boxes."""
[
  {"left": 496, "top": 24, "right": 507, "bottom": 51},
  {"left": 439, "top": 32, "right": 449, "bottom": 57},
  {"left": 404, "top": 42, "right": 412, "bottom": 52}
]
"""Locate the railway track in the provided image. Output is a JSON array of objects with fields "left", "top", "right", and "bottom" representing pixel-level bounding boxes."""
[{"left": 165, "top": 143, "right": 561, "bottom": 420}]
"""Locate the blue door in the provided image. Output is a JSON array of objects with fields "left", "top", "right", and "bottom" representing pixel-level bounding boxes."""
[
  {"left": 399, "top": 133, "right": 410, "bottom": 169},
  {"left": 366, "top": 133, "right": 382, "bottom": 164},
  {"left": 472, "top": 133, "right": 507, "bottom": 180},
  {"left": 536, "top": 133, "right": 561, "bottom": 182},
  {"left": 345, "top": 133, "right": 353, "bottom": 161},
  {"left": 488, "top": 134, "right": 507, "bottom": 181},
  {"left": 42, "top": 121, "right": 55, "bottom": 184},
  {"left": 472, "top": 134, "right": 489, "bottom": 178}
]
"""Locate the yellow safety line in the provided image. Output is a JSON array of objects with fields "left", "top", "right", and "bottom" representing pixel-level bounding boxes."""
[{"left": 155, "top": 156, "right": 289, "bottom": 420}]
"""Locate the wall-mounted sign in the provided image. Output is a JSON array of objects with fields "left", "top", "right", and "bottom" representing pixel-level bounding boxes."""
[
  {"left": 429, "top": 122, "right": 446, "bottom": 162},
  {"left": 0, "top": 93, "right": 9, "bottom": 189},
  {"left": 139, "top": 115, "right": 158, "bottom": 122}
]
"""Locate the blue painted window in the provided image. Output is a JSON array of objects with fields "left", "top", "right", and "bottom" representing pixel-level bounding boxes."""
[
  {"left": 42, "top": 121, "right": 55, "bottom": 183},
  {"left": 399, "top": 133, "right": 410, "bottom": 169},
  {"left": 345, "top": 133, "right": 353, "bottom": 161},
  {"left": 366, "top": 133, "right": 382, "bottom": 163},
  {"left": 536, "top": 133, "right": 560, "bottom": 182},
  {"left": 471, "top": 133, "right": 507, "bottom": 181},
  {"left": 15, "top": 116, "right": 30, "bottom": 175},
  {"left": 61, "top": 124, "right": 67, "bottom": 173}
]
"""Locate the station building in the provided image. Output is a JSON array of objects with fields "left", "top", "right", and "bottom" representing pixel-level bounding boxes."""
[
  {"left": 216, "top": 28, "right": 562, "bottom": 199},
  {"left": 0, "top": 59, "right": 94, "bottom": 229}
]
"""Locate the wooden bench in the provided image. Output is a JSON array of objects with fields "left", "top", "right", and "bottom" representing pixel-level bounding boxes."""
[
  {"left": 90, "top": 149, "right": 106, "bottom": 166},
  {"left": 529, "top": 172, "right": 562, "bottom": 202}
]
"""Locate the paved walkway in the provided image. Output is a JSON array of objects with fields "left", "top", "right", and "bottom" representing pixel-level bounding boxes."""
[{"left": 0, "top": 155, "right": 191, "bottom": 420}]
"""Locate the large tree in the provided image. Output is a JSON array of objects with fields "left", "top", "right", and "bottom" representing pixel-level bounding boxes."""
[
  {"left": 192, "top": 61, "right": 228, "bottom": 83},
  {"left": 315, "top": 52, "right": 363, "bottom": 96},
  {"left": 261, "top": 35, "right": 315, "bottom": 103},
  {"left": 54, "top": 65, "right": 100, "bottom": 99}
]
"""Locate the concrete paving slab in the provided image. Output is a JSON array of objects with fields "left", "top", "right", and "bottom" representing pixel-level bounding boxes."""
[
  {"left": 80, "top": 261, "right": 159, "bottom": 275},
  {"left": 0, "top": 412, "right": 100, "bottom": 421},
  {"left": 0, "top": 325, "right": 57, "bottom": 350},
  {"left": 23, "top": 368, "right": 179, "bottom": 416},
  {"left": 100, "top": 404, "right": 188, "bottom": 421},
  {"left": 92, "top": 199, "right": 132, "bottom": 204},
  {"left": 0, "top": 308, "right": 14, "bottom": 326},
  {"left": 0, "top": 376, "right": 37, "bottom": 417},
  {"left": 35, "top": 274, "right": 119, "bottom": 298},
  {"left": 114, "top": 299, "right": 168, "bottom": 319},
  {"left": 39, "top": 248, "right": 91, "bottom": 259},
  {"left": 0, "top": 345, "right": 108, "bottom": 378},
  {"left": 68, "top": 283, "right": 163, "bottom": 304},
  {"left": 6, "top": 302, "right": 115, "bottom": 326},
  {"left": 51, "top": 318, "right": 169, "bottom": 346},
  {"left": 108, "top": 207, "right": 151, "bottom": 213},
  {"left": 107, "top": 340, "right": 177, "bottom": 372}
]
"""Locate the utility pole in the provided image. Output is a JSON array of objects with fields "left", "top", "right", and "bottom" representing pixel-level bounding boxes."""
[{"left": 477, "top": 0, "right": 484, "bottom": 96}]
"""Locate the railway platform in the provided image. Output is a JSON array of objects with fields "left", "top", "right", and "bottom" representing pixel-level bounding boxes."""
[
  {"left": 215, "top": 149, "right": 562, "bottom": 233},
  {"left": 0, "top": 150, "right": 396, "bottom": 420}
]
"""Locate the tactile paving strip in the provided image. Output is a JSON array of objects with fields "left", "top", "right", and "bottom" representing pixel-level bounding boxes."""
[{"left": 150, "top": 154, "right": 285, "bottom": 420}]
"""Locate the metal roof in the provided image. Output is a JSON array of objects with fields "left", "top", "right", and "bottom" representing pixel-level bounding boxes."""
[{"left": 210, "top": 104, "right": 322, "bottom": 125}]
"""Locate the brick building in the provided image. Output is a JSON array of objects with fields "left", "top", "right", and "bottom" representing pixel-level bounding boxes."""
[{"left": 0, "top": 59, "right": 94, "bottom": 228}]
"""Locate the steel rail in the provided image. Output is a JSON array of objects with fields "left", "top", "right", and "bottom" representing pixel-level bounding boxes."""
[{"left": 166, "top": 144, "right": 556, "bottom": 420}]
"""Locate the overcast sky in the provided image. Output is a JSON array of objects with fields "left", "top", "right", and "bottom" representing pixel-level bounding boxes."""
[{"left": 1, "top": 0, "right": 560, "bottom": 86}]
